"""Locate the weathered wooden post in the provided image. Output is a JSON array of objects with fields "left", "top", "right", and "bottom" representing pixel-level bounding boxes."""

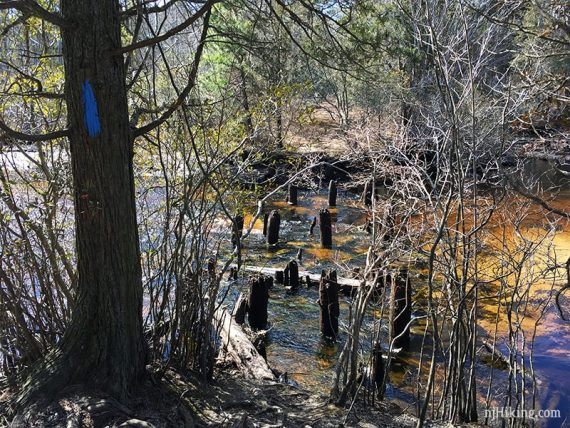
[
  {"left": 263, "top": 212, "right": 269, "bottom": 236},
  {"left": 287, "top": 259, "right": 299, "bottom": 289},
  {"left": 275, "top": 270, "right": 284, "bottom": 284},
  {"left": 233, "top": 293, "right": 248, "bottom": 325},
  {"left": 309, "top": 216, "right": 317, "bottom": 236},
  {"left": 283, "top": 264, "right": 290, "bottom": 287},
  {"left": 389, "top": 269, "right": 411, "bottom": 349},
  {"left": 362, "top": 180, "right": 373, "bottom": 206},
  {"left": 288, "top": 184, "right": 298, "bottom": 206},
  {"left": 297, "top": 248, "right": 303, "bottom": 263},
  {"left": 248, "top": 276, "right": 270, "bottom": 330},
  {"left": 319, "top": 209, "right": 333, "bottom": 249},
  {"left": 267, "top": 210, "right": 281, "bottom": 245},
  {"left": 207, "top": 258, "right": 216, "bottom": 280},
  {"left": 319, "top": 270, "right": 339, "bottom": 340},
  {"left": 328, "top": 180, "right": 337, "bottom": 207},
  {"left": 305, "top": 275, "right": 312, "bottom": 288},
  {"left": 231, "top": 215, "right": 244, "bottom": 248},
  {"left": 372, "top": 342, "right": 385, "bottom": 399}
]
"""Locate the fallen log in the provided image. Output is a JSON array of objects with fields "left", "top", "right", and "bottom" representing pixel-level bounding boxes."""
[{"left": 215, "top": 309, "right": 275, "bottom": 380}]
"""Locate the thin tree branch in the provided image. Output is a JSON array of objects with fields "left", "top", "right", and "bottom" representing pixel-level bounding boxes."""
[
  {"left": 115, "top": 0, "right": 217, "bottom": 55},
  {"left": 132, "top": 8, "right": 211, "bottom": 137},
  {"left": 0, "top": 0, "right": 69, "bottom": 28},
  {"left": 0, "top": 119, "right": 68, "bottom": 142},
  {"left": 512, "top": 185, "right": 570, "bottom": 219}
]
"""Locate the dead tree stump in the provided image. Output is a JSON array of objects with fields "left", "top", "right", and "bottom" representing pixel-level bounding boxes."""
[
  {"left": 288, "top": 184, "right": 298, "bottom": 205},
  {"left": 263, "top": 212, "right": 269, "bottom": 236},
  {"left": 319, "top": 209, "right": 333, "bottom": 249},
  {"left": 328, "top": 180, "right": 337, "bottom": 207},
  {"left": 248, "top": 276, "right": 270, "bottom": 330},
  {"left": 267, "top": 210, "right": 281, "bottom": 245},
  {"left": 309, "top": 216, "right": 317, "bottom": 236},
  {"left": 389, "top": 269, "right": 412, "bottom": 349},
  {"left": 319, "top": 270, "right": 339, "bottom": 340},
  {"left": 233, "top": 292, "right": 248, "bottom": 325}
]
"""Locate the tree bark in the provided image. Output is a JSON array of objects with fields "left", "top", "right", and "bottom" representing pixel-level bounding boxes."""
[{"left": 21, "top": 0, "right": 146, "bottom": 402}]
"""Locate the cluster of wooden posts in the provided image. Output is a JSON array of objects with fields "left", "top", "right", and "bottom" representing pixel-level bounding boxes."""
[
  {"left": 262, "top": 180, "right": 337, "bottom": 248},
  {"left": 229, "top": 177, "right": 413, "bottom": 391},
  {"left": 232, "top": 265, "right": 412, "bottom": 350}
]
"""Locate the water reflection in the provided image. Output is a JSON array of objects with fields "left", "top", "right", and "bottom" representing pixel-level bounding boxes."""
[{"left": 222, "top": 164, "right": 570, "bottom": 424}]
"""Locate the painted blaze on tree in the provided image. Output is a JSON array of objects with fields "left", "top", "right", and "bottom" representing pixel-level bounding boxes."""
[{"left": 0, "top": 0, "right": 214, "bottom": 404}]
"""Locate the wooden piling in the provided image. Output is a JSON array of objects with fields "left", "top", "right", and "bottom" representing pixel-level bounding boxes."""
[
  {"left": 389, "top": 269, "right": 411, "bottom": 349},
  {"left": 248, "top": 276, "right": 270, "bottom": 330},
  {"left": 372, "top": 342, "right": 385, "bottom": 398},
  {"left": 263, "top": 212, "right": 269, "bottom": 236},
  {"left": 319, "top": 209, "right": 333, "bottom": 249},
  {"left": 232, "top": 215, "right": 244, "bottom": 248},
  {"left": 207, "top": 258, "right": 216, "bottom": 280},
  {"left": 328, "top": 180, "right": 337, "bottom": 207},
  {"left": 275, "top": 270, "right": 284, "bottom": 284},
  {"left": 305, "top": 275, "right": 312, "bottom": 287},
  {"left": 267, "top": 210, "right": 281, "bottom": 245},
  {"left": 233, "top": 292, "right": 248, "bottom": 325},
  {"left": 288, "top": 184, "right": 298, "bottom": 205},
  {"left": 362, "top": 180, "right": 373, "bottom": 206},
  {"left": 319, "top": 270, "right": 339, "bottom": 340},
  {"left": 297, "top": 248, "right": 303, "bottom": 263},
  {"left": 309, "top": 216, "right": 317, "bottom": 236},
  {"left": 287, "top": 259, "right": 299, "bottom": 289}
]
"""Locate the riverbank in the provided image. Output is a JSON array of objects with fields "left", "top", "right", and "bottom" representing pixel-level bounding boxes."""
[{"left": 4, "top": 366, "right": 462, "bottom": 428}]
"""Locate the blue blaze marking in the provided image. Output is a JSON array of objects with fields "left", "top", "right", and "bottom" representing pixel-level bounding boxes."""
[{"left": 82, "top": 80, "right": 101, "bottom": 138}]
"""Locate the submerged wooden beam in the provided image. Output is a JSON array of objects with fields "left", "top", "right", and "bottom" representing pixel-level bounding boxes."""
[{"left": 240, "top": 265, "right": 364, "bottom": 290}]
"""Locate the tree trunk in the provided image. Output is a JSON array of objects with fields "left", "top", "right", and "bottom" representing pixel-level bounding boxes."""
[{"left": 22, "top": 0, "right": 146, "bottom": 402}]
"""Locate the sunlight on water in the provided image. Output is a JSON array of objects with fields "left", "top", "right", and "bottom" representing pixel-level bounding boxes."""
[{"left": 224, "top": 168, "right": 570, "bottom": 421}]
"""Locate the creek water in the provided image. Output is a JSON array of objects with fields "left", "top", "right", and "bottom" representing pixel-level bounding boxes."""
[{"left": 223, "top": 159, "right": 570, "bottom": 426}]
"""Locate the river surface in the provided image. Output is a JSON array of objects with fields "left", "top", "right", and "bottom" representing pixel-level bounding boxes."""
[{"left": 223, "top": 159, "right": 570, "bottom": 426}]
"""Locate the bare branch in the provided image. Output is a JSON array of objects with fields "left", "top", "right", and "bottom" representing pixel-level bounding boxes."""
[
  {"left": 132, "top": 8, "right": 211, "bottom": 138},
  {"left": 0, "top": 0, "right": 69, "bottom": 28},
  {"left": 115, "top": 0, "right": 217, "bottom": 55},
  {"left": 0, "top": 118, "right": 68, "bottom": 142}
]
